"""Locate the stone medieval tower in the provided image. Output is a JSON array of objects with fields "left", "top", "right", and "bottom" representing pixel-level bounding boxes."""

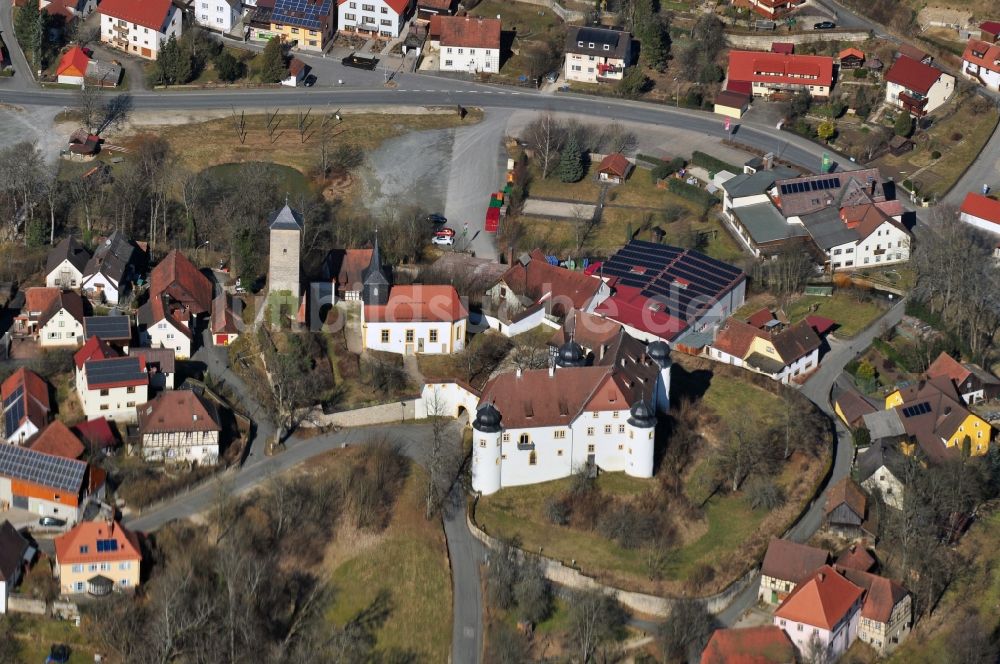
[{"left": 268, "top": 203, "right": 303, "bottom": 296}]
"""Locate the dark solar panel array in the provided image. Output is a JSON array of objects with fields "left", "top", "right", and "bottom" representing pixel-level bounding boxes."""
[
  {"left": 273, "top": 0, "right": 332, "bottom": 29},
  {"left": 83, "top": 315, "right": 130, "bottom": 341},
  {"left": 901, "top": 402, "right": 932, "bottom": 418},
  {"left": 85, "top": 357, "right": 146, "bottom": 387},
  {"left": 96, "top": 539, "right": 119, "bottom": 553},
  {"left": 3, "top": 385, "right": 24, "bottom": 438},
  {"left": 602, "top": 241, "right": 744, "bottom": 319},
  {"left": 779, "top": 176, "right": 842, "bottom": 196},
  {"left": 0, "top": 442, "right": 86, "bottom": 493}
]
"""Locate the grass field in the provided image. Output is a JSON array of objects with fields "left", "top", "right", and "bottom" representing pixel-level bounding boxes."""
[
  {"left": 324, "top": 461, "right": 451, "bottom": 661},
  {"left": 786, "top": 292, "right": 886, "bottom": 338},
  {"left": 469, "top": 0, "right": 565, "bottom": 42},
  {"left": 140, "top": 109, "right": 483, "bottom": 173},
  {"left": 15, "top": 615, "right": 99, "bottom": 663},
  {"left": 528, "top": 163, "right": 604, "bottom": 202},
  {"left": 700, "top": 374, "right": 787, "bottom": 427}
]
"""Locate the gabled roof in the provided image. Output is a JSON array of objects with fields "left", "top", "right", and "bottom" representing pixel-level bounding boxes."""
[
  {"left": 890, "top": 376, "right": 981, "bottom": 463},
  {"left": 82, "top": 231, "right": 142, "bottom": 288},
  {"left": 760, "top": 538, "right": 829, "bottom": 584},
  {"left": 22, "top": 287, "right": 61, "bottom": 318},
  {"left": 926, "top": 352, "right": 971, "bottom": 387},
  {"left": 1, "top": 368, "right": 51, "bottom": 437},
  {"left": 138, "top": 390, "right": 221, "bottom": 435},
  {"left": 856, "top": 443, "right": 909, "bottom": 483},
  {"left": 981, "top": 21, "right": 1000, "bottom": 36},
  {"left": 885, "top": 55, "right": 943, "bottom": 94},
  {"left": 0, "top": 443, "right": 86, "bottom": 494},
  {"left": 38, "top": 291, "right": 85, "bottom": 329},
  {"left": 275, "top": 0, "right": 336, "bottom": 28},
  {"left": 365, "top": 285, "right": 467, "bottom": 323},
  {"left": 771, "top": 320, "right": 821, "bottom": 364},
  {"left": 712, "top": 318, "right": 761, "bottom": 358},
  {"left": 128, "top": 347, "right": 176, "bottom": 375},
  {"left": 29, "top": 421, "right": 85, "bottom": 460},
  {"left": 838, "top": 47, "right": 864, "bottom": 61},
  {"left": 54, "top": 520, "right": 141, "bottom": 565},
  {"left": 499, "top": 249, "right": 605, "bottom": 317},
  {"left": 963, "top": 39, "right": 1000, "bottom": 74},
  {"left": 771, "top": 42, "right": 794, "bottom": 55},
  {"left": 74, "top": 335, "right": 118, "bottom": 369},
  {"left": 57, "top": 46, "right": 90, "bottom": 77},
  {"left": 0, "top": 520, "right": 29, "bottom": 583},
  {"left": 438, "top": 16, "right": 501, "bottom": 49},
  {"left": 824, "top": 476, "right": 867, "bottom": 519},
  {"left": 727, "top": 50, "right": 834, "bottom": 88},
  {"left": 547, "top": 309, "right": 623, "bottom": 355},
  {"left": 597, "top": 153, "right": 630, "bottom": 178},
  {"left": 774, "top": 565, "right": 864, "bottom": 630},
  {"left": 83, "top": 314, "right": 131, "bottom": 343},
  {"left": 835, "top": 544, "right": 876, "bottom": 572},
  {"left": 138, "top": 293, "right": 192, "bottom": 338},
  {"left": 98, "top": 0, "right": 173, "bottom": 31},
  {"left": 72, "top": 417, "right": 117, "bottom": 450},
  {"left": 862, "top": 409, "right": 906, "bottom": 441},
  {"left": 700, "top": 626, "right": 795, "bottom": 664},
  {"left": 211, "top": 295, "right": 240, "bottom": 335},
  {"left": 83, "top": 356, "right": 147, "bottom": 390},
  {"left": 338, "top": 0, "right": 406, "bottom": 12},
  {"left": 746, "top": 308, "right": 775, "bottom": 329},
  {"left": 150, "top": 250, "right": 213, "bottom": 315},
  {"left": 565, "top": 25, "right": 631, "bottom": 59},
  {"left": 836, "top": 567, "right": 909, "bottom": 623},
  {"left": 268, "top": 204, "right": 303, "bottom": 231},
  {"left": 959, "top": 192, "right": 1000, "bottom": 226},
  {"left": 324, "top": 248, "right": 373, "bottom": 290},
  {"left": 712, "top": 318, "right": 819, "bottom": 367},
  {"left": 46, "top": 236, "right": 91, "bottom": 276}
]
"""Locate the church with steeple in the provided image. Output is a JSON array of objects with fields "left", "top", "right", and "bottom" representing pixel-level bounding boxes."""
[
  {"left": 267, "top": 202, "right": 303, "bottom": 296},
  {"left": 361, "top": 231, "right": 389, "bottom": 306}
]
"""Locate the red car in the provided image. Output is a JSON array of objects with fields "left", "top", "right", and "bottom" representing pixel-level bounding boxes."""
[{"left": 435, "top": 227, "right": 456, "bottom": 238}]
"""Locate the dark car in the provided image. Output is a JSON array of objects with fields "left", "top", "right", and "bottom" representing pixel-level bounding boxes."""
[
  {"left": 427, "top": 213, "right": 447, "bottom": 225},
  {"left": 342, "top": 53, "right": 379, "bottom": 70},
  {"left": 39, "top": 516, "right": 66, "bottom": 527},
  {"left": 813, "top": 21, "right": 836, "bottom": 29},
  {"left": 304, "top": 74, "right": 317, "bottom": 87}
]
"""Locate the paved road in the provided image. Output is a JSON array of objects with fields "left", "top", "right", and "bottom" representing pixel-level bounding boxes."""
[
  {"left": 123, "top": 419, "right": 485, "bottom": 664},
  {"left": 716, "top": 297, "right": 906, "bottom": 628},
  {"left": 0, "top": 0, "right": 37, "bottom": 91}
]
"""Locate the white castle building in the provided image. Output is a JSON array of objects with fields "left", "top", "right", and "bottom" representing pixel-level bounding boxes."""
[{"left": 471, "top": 333, "right": 671, "bottom": 495}]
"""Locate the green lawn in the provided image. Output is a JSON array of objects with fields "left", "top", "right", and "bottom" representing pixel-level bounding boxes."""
[
  {"left": 325, "top": 467, "right": 451, "bottom": 662},
  {"left": 701, "top": 374, "right": 787, "bottom": 427},
  {"left": 528, "top": 163, "right": 604, "bottom": 202},
  {"left": 664, "top": 494, "right": 768, "bottom": 579},
  {"left": 14, "top": 615, "right": 99, "bottom": 663},
  {"left": 786, "top": 292, "right": 886, "bottom": 338},
  {"left": 469, "top": 0, "right": 565, "bottom": 41}
]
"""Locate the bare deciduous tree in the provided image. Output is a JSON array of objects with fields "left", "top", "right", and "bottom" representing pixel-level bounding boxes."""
[{"left": 523, "top": 112, "right": 564, "bottom": 179}]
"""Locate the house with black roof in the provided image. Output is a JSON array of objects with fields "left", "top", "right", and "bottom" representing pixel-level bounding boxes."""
[
  {"left": 81, "top": 231, "right": 145, "bottom": 306},
  {"left": 83, "top": 314, "right": 132, "bottom": 350},
  {"left": 44, "top": 237, "right": 91, "bottom": 290},
  {"left": 0, "top": 519, "right": 32, "bottom": 614},
  {"left": 564, "top": 26, "right": 632, "bottom": 84},
  {"left": 856, "top": 443, "right": 909, "bottom": 510}
]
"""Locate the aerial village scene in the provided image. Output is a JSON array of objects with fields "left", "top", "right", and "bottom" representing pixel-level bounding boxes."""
[{"left": 0, "top": 0, "right": 999, "bottom": 661}]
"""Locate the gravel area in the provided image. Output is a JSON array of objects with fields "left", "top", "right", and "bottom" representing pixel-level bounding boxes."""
[{"left": 0, "top": 105, "right": 66, "bottom": 165}]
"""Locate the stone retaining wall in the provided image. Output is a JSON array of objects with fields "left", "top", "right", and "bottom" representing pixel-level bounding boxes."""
[
  {"left": 299, "top": 399, "right": 418, "bottom": 428},
  {"left": 725, "top": 30, "right": 868, "bottom": 49},
  {"left": 466, "top": 509, "right": 759, "bottom": 617}
]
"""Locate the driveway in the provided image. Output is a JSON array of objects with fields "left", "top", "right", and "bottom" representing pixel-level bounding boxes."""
[{"left": 86, "top": 42, "right": 149, "bottom": 91}]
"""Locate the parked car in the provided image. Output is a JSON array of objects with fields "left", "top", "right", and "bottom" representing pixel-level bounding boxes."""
[
  {"left": 546, "top": 71, "right": 559, "bottom": 83},
  {"left": 431, "top": 235, "right": 455, "bottom": 246},
  {"left": 427, "top": 213, "right": 447, "bottom": 225},
  {"left": 435, "top": 227, "right": 456, "bottom": 237},
  {"left": 304, "top": 74, "right": 317, "bottom": 87},
  {"left": 813, "top": 21, "right": 836, "bottom": 29},
  {"left": 39, "top": 516, "right": 66, "bottom": 527},
  {"left": 342, "top": 53, "right": 378, "bottom": 70}
]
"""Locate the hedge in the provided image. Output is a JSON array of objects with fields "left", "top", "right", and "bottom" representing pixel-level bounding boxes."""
[
  {"left": 667, "top": 179, "right": 719, "bottom": 208},
  {"left": 652, "top": 157, "right": 686, "bottom": 182},
  {"left": 691, "top": 151, "right": 740, "bottom": 176}
]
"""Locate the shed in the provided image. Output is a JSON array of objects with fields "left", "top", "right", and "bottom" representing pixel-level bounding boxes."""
[
  {"left": 771, "top": 42, "right": 794, "bottom": 55},
  {"left": 838, "top": 47, "right": 865, "bottom": 69},
  {"left": 888, "top": 135, "right": 914, "bottom": 156},
  {"left": 714, "top": 90, "right": 750, "bottom": 119},
  {"left": 85, "top": 59, "right": 122, "bottom": 87},
  {"left": 68, "top": 129, "right": 99, "bottom": 156},
  {"left": 282, "top": 58, "right": 306, "bottom": 87},
  {"left": 56, "top": 46, "right": 90, "bottom": 86},
  {"left": 824, "top": 477, "right": 869, "bottom": 535},
  {"left": 597, "top": 153, "right": 632, "bottom": 184}
]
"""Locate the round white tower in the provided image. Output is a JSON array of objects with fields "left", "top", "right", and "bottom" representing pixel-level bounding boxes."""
[
  {"left": 471, "top": 404, "right": 503, "bottom": 495},
  {"left": 625, "top": 400, "right": 657, "bottom": 479},
  {"left": 647, "top": 340, "right": 672, "bottom": 414}
]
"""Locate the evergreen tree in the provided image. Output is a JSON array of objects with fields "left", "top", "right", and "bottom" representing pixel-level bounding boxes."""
[
  {"left": 214, "top": 50, "right": 243, "bottom": 82},
  {"left": 630, "top": 0, "right": 671, "bottom": 71},
  {"left": 154, "top": 35, "right": 193, "bottom": 86},
  {"left": 255, "top": 37, "right": 287, "bottom": 84},
  {"left": 14, "top": 0, "right": 44, "bottom": 68},
  {"left": 616, "top": 66, "right": 648, "bottom": 99},
  {"left": 894, "top": 112, "right": 914, "bottom": 138},
  {"left": 557, "top": 136, "right": 585, "bottom": 183}
]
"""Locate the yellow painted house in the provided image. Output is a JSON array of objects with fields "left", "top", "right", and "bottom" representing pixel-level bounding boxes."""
[
  {"left": 885, "top": 375, "right": 992, "bottom": 462},
  {"left": 269, "top": 0, "right": 335, "bottom": 52},
  {"left": 54, "top": 520, "right": 142, "bottom": 596}
]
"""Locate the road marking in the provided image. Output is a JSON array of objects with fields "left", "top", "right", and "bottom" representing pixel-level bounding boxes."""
[
  {"left": 483, "top": 91, "right": 493, "bottom": 94},
  {"left": 463, "top": 627, "right": 475, "bottom": 638}
]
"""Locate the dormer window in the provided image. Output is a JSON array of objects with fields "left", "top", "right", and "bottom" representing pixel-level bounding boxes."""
[
  {"left": 588, "top": 42, "right": 594, "bottom": 48},
  {"left": 577, "top": 41, "right": 583, "bottom": 47},
  {"left": 603, "top": 44, "right": 610, "bottom": 51}
]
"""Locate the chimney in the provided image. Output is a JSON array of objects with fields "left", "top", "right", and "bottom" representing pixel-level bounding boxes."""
[
  {"left": 849, "top": 543, "right": 856, "bottom": 553},
  {"left": 817, "top": 572, "right": 825, "bottom": 582},
  {"left": 600, "top": 344, "right": 608, "bottom": 361},
  {"left": 516, "top": 367, "right": 522, "bottom": 378},
  {"left": 549, "top": 363, "right": 555, "bottom": 377},
  {"left": 868, "top": 175, "right": 877, "bottom": 196},
  {"left": 763, "top": 152, "right": 774, "bottom": 170}
]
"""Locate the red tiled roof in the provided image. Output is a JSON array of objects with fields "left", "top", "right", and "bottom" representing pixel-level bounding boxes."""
[
  {"left": 327, "top": 248, "right": 373, "bottom": 291},
  {"left": 761, "top": 538, "right": 829, "bottom": 584},
  {"left": 701, "top": 626, "right": 795, "bottom": 664},
  {"left": 593, "top": 284, "right": 688, "bottom": 342},
  {"left": 885, "top": 55, "right": 942, "bottom": 94},
  {"left": 29, "top": 421, "right": 85, "bottom": 460},
  {"left": 712, "top": 318, "right": 761, "bottom": 357},
  {"left": 926, "top": 352, "right": 972, "bottom": 387},
  {"left": 438, "top": 15, "right": 500, "bottom": 49},
  {"left": 805, "top": 315, "right": 835, "bottom": 336},
  {"left": 598, "top": 153, "right": 630, "bottom": 178},
  {"left": 57, "top": 46, "right": 89, "bottom": 77},
  {"left": 960, "top": 192, "right": 1000, "bottom": 225},
  {"left": 23, "top": 287, "right": 60, "bottom": 318},
  {"left": 727, "top": 51, "right": 834, "bottom": 88},
  {"left": 138, "top": 390, "right": 221, "bottom": 435},
  {"left": 1, "top": 368, "right": 50, "bottom": 433},
  {"left": 746, "top": 307, "right": 775, "bottom": 329},
  {"left": 897, "top": 43, "right": 929, "bottom": 62},
  {"left": 836, "top": 567, "right": 909, "bottom": 623},
  {"left": 500, "top": 249, "right": 605, "bottom": 317},
  {"left": 824, "top": 476, "right": 867, "bottom": 519},
  {"left": 771, "top": 42, "right": 794, "bottom": 54},
  {"left": 981, "top": 21, "right": 1000, "bottom": 36},
  {"left": 835, "top": 544, "right": 876, "bottom": 572},
  {"left": 150, "top": 250, "right": 213, "bottom": 315},
  {"left": 774, "top": 565, "right": 864, "bottom": 630},
  {"left": 428, "top": 13, "right": 443, "bottom": 39},
  {"left": 963, "top": 39, "right": 1000, "bottom": 73},
  {"left": 39, "top": 291, "right": 85, "bottom": 328},
  {"left": 838, "top": 47, "right": 864, "bottom": 61},
  {"left": 875, "top": 199, "right": 905, "bottom": 217},
  {"left": 74, "top": 335, "right": 118, "bottom": 369},
  {"left": 289, "top": 58, "right": 306, "bottom": 76},
  {"left": 338, "top": 0, "right": 409, "bottom": 13},
  {"left": 211, "top": 296, "right": 240, "bottom": 335},
  {"left": 73, "top": 417, "right": 117, "bottom": 450},
  {"left": 55, "top": 520, "right": 142, "bottom": 565},
  {"left": 365, "top": 285, "right": 467, "bottom": 322},
  {"left": 98, "top": 0, "right": 173, "bottom": 31},
  {"left": 727, "top": 80, "right": 752, "bottom": 95},
  {"left": 144, "top": 294, "right": 192, "bottom": 338}
]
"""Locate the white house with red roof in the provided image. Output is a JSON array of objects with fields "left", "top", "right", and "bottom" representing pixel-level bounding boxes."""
[
  {"left": 962, "top": 38, "right": 1000, "bottom": 91},
  {"left": 138, "top": 294, "right": 193, "bottom": 359},
  {"left": 471, "top": 332, "right": 669, "bottom": 494},
  {"left": 74, "top": 338, "right": 149, "bottom": 422},
  {"left": 774, "top": 565, "right": 864, "bottom": 661},
  {"left": 99, "top": 0, "right": 181, "bottom": 60},
  {"left": 434, "top": 16, "right": 501, "bottom": 74},
  {"left": 884, "top": 55, "right": 954, "bottom": 116},
  {"left": 362, "top": 285, "right": 468, "bottom": 355},
  {"left": 959, "top": 191, "right": 1000, "bottom": 241},
  {"left": 56, "top": 46, "right": 90, "bottom": 85},
  {"left": 1, "top": 369, "right": 51, "bottom": 445},
  {"left": 338, "top": 0, "right": 411, "bottom": 39},
  {"left": 54, "top": 520, "right": 141, "bottom": 595},
  {"left": 726, "top": 50, "right": 834, "bottom": 99}
]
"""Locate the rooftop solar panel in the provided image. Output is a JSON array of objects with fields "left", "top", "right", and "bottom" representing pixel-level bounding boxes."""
[
  {"left": 3, "top": 385, "right": 23, "bottom": 410},
  {"left": 85, "top": 357, "right": 146, "bottom": 388},
  {"left": 0, "top": 443, "right": 86, "bottom": 493},
  {"left": 83, "top": 315, "right": 131, "bottom": 341}
]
